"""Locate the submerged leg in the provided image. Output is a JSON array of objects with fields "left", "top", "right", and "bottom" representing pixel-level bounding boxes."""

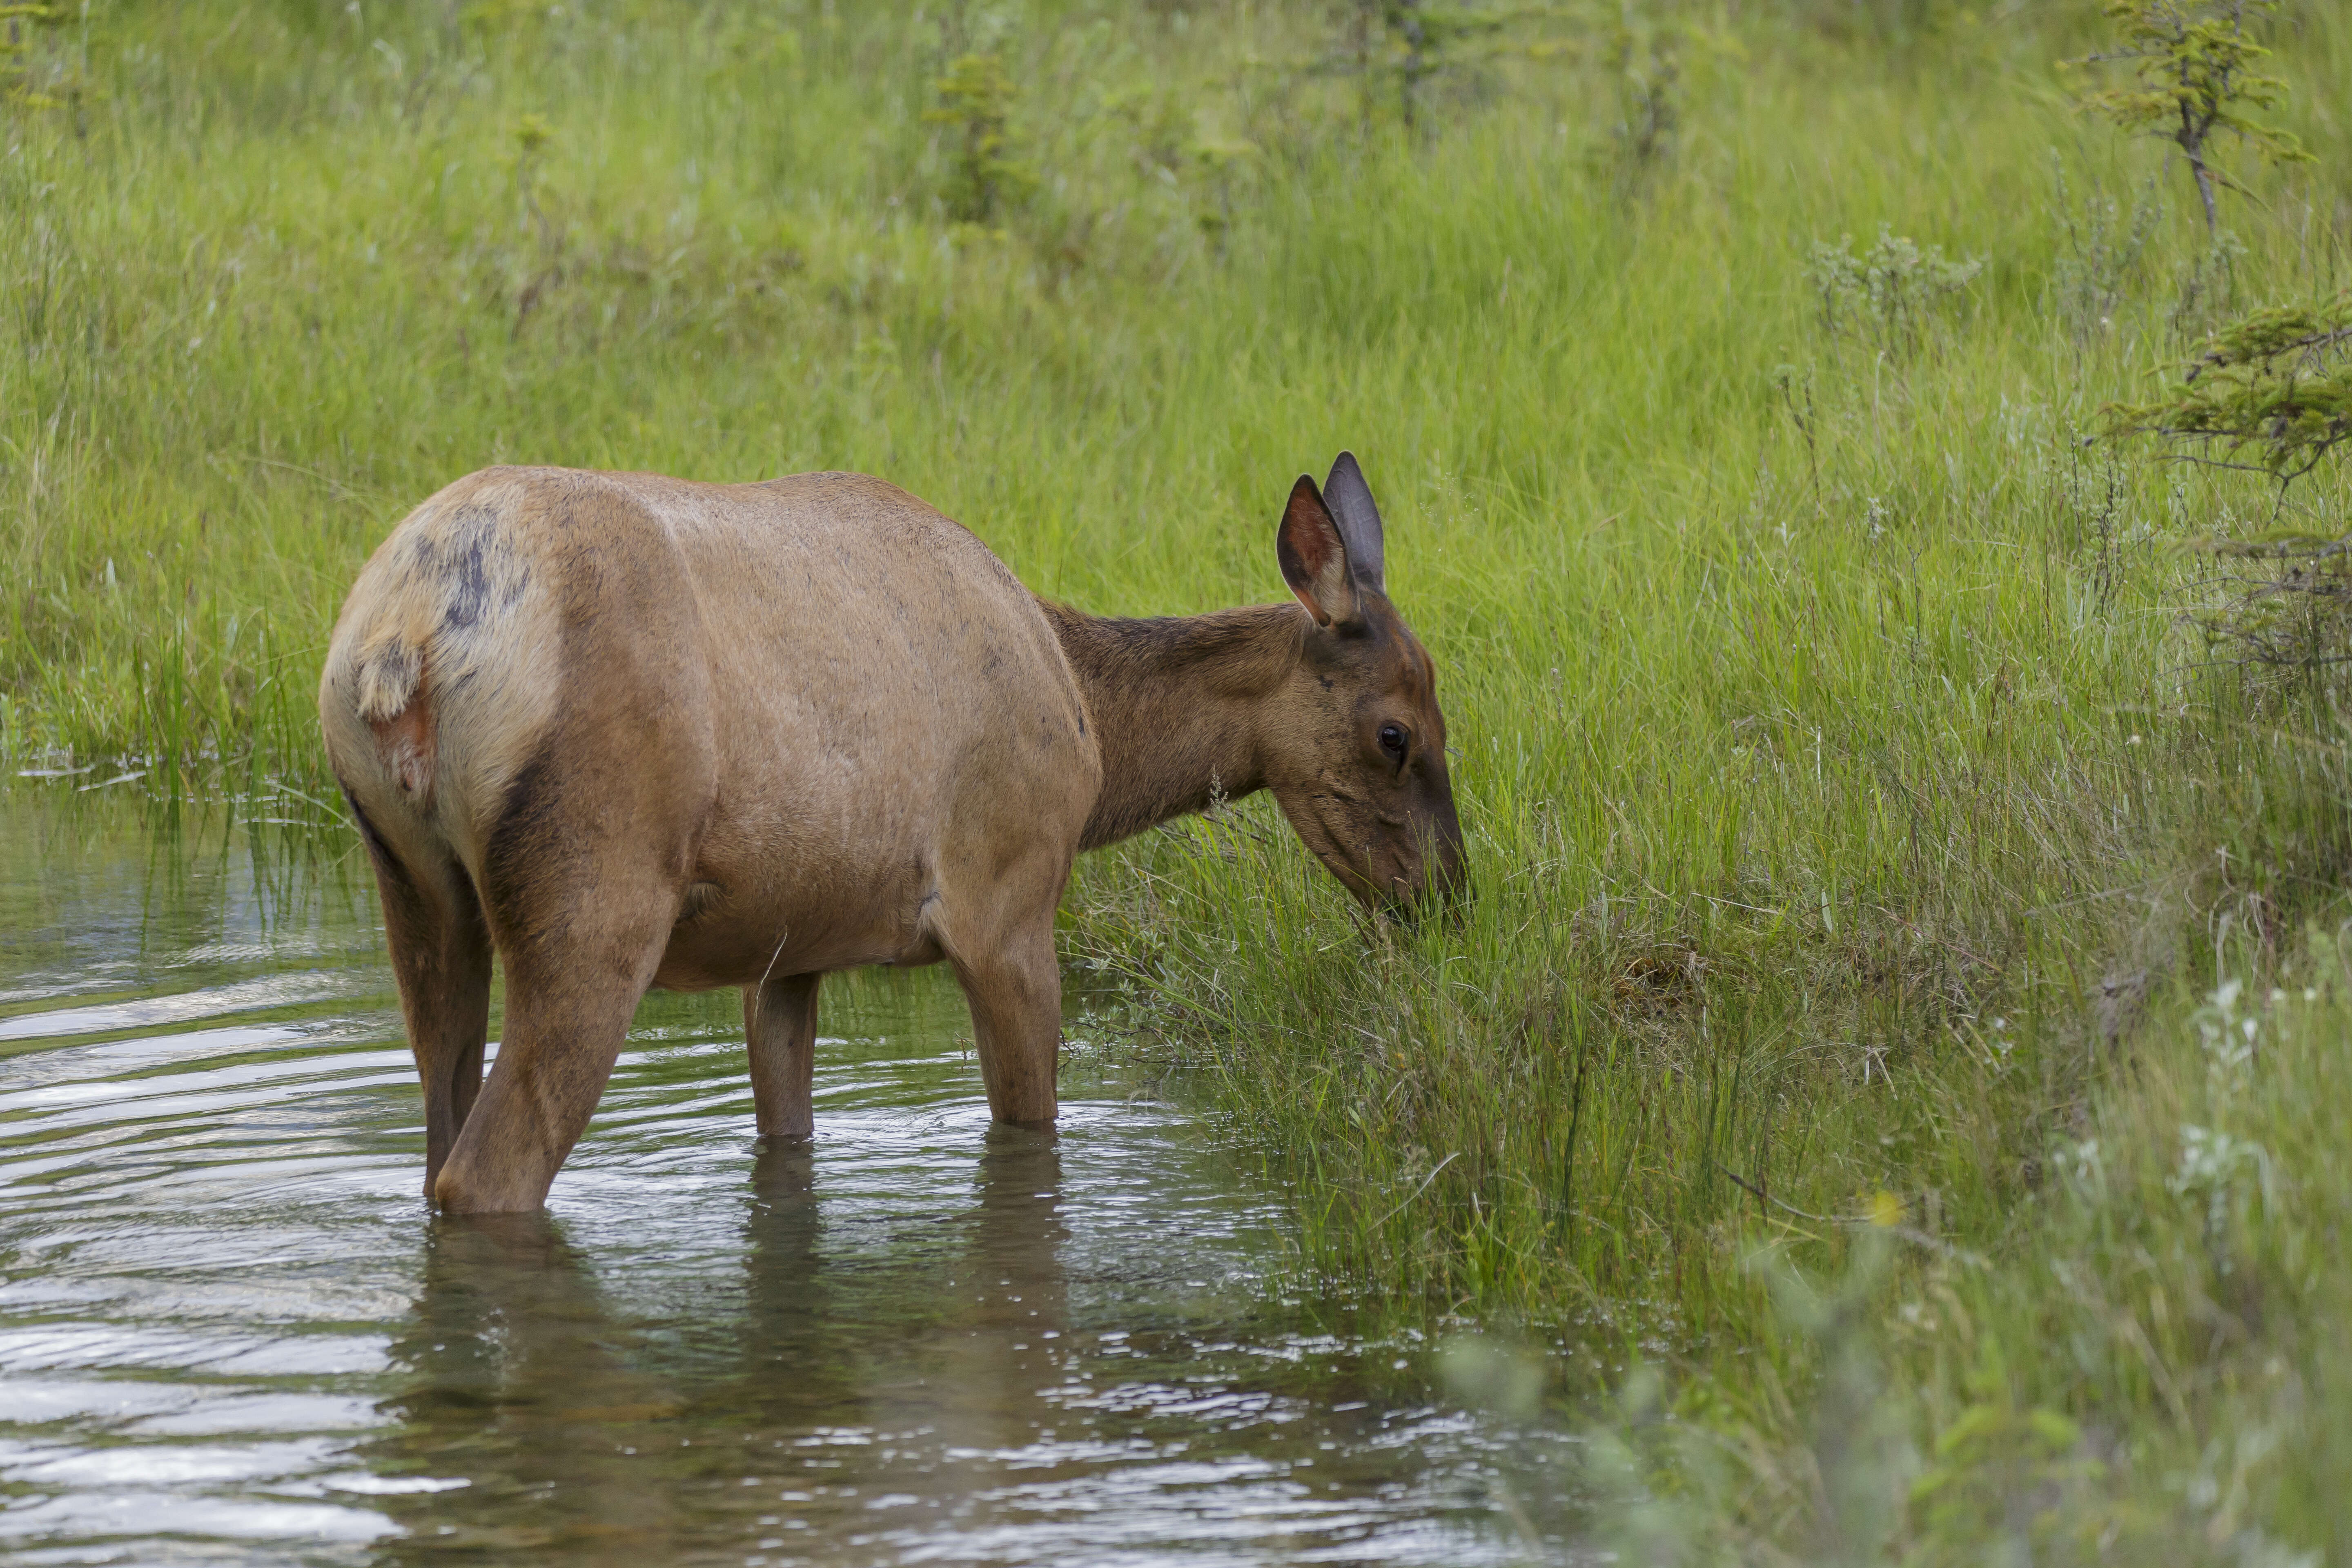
[
  {"left": 950, "top": 915, "right": 1062, "bottom": 1127},
  {"left": 744, "top": 972, "right": 820, "bottom": 1139},
  {"left": 432, "top": 921, "right": 669, "bottom": 1214},
  {"left": 433, "top": 785, "right": 693, "bottom": 1213}
]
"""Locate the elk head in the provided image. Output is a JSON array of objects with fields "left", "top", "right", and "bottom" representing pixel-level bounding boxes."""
[{"left": 1263, "top": 453, "right": 1467, "bottom": 915}]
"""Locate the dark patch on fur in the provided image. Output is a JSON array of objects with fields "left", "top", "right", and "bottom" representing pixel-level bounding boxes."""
[
  {"left": 677, "top": 880, "right": 724, "bottom": 923},
  {"left": 479, "top": 745, "right": 572, "bottom": 949},
  {"left": 439, "top": 506, "right": 498, "bottom": 632},
  {"left": 445, "top": 541, "right": 489, "bottom": 628}
]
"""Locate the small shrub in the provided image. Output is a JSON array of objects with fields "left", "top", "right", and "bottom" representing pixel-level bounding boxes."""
[
  {"left": 1808, "top": 226, "right": 1982, "bottom": 361},
  {"left": 2048, "top": 155, "right": 2158, "bottom": 342},
  {"left": 1603, "top": 21, "right": 1680, "bottom": 182},
  {"left": 2108, "top": 292, "right": 2352, "bottom": 670},
  {"left": 1102, "top": 82, "right": 1191, "bottom": 180},
  {"left": 1189, "top": 136, "right": 1257, "bottom": 255},
  {"left": 2112, "top": 293, "right": 2352, "bottom": 488},
  {"left": 2, "top": 1, "right": 86, "bottom": 113},
  {"left": 1335, "top": 0, "right": 1560, "bottom": 132},
  {"left": 2067, "top": 0, "right": 2310, "bottom": 236},
  {"left": 924, "top": 52, "right": 1036, "bottom": 225}
]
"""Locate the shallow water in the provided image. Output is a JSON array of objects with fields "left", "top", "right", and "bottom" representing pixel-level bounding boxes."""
[{"left": 0, "top": 789, "right": 1568, "bottom": 1565}]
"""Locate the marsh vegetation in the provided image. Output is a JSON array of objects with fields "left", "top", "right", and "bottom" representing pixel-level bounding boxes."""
[{"left": 5, "top": 0, "right": 2352, "bottom": 1558}]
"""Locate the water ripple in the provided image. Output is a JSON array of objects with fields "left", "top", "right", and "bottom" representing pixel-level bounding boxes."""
[{"left": 0, "top": 795, "right": 1569, "bottom": 1565}]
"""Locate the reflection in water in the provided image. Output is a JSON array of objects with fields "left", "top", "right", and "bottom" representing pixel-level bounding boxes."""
[
  {"left": 370, "top": 1214, "right": 685, "bottom": 1561},
  {"left": 0, "top": 791, "right": 1567, "bottom": 1564},
  {"left": 743, "top": 1139, "right": 833, "bottom": 1385},
  {"left": 908, "top": 1123, "right": 1077, "bottom": 1476}
]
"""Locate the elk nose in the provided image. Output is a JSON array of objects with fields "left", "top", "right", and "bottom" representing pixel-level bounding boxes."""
[
  {"left": 1425, "top": 865, "right": 1475, "bottom": 927},
  {"left": 1386, "top": 884, "right": 1469, "bottom": 933},
  {"left": 1386, "top": 849, "right": 1471, "bottom": 929},
  {"left": 1424, "top": 822, "right": 1474, "bottom": 918}
]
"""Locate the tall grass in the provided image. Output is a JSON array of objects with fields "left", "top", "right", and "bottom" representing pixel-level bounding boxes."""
[{"left": 7, "top": 0, "right": 2352, "bottom": 1556}]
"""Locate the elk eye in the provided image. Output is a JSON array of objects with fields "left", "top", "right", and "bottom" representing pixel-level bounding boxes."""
[{"left": 1377, "top": 724, "right": 1408, "bottom": 762}]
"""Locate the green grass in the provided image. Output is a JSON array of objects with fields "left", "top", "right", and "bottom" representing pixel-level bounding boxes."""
[{"left": 8, "top": 0, "right": 2352, "bottom": 1557}]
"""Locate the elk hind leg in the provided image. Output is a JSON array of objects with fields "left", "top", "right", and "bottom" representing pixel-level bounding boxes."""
[
  {"left": 434, "top": 821, "right": 687, "bottom": 1214},
  {"left": 358, "top": 811, "right": 492, "bottom": 1197},
  {"left": 432, "top": 926, "right": 669, "bottom": 1214}
]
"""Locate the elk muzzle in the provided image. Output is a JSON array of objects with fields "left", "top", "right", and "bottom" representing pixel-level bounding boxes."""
[
  {"left": 1298, "top": 786, "right": 1469, "bottom": 920},
  {"left": 1393, "top": 799, "right": 1471, "bottom": 923}
]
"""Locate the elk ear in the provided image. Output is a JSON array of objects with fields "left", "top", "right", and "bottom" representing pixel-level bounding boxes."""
[
  {"left": 1322, "top": 451, "right": 1386, "bottom": 599},
  {"left": 1276, "top": 474, "right": 1362, "bottom": 628}
]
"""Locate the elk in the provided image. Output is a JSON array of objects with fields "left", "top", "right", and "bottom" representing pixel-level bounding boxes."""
[{"left": 320, "top": 454, "right": 1464, "bottom": 1212}]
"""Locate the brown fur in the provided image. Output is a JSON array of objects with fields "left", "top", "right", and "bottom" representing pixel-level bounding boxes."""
[{"left": 321, "top": 458, "right": 1461, "bottom": 1212}]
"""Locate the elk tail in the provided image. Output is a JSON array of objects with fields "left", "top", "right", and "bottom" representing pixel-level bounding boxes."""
[{"left": 353, "top": 631, "right": 436, "bottom": 805}]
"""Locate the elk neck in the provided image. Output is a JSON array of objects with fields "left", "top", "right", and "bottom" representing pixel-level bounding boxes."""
[{"left": 1037, "top": 600, "right": 1307, "bottom": 851}]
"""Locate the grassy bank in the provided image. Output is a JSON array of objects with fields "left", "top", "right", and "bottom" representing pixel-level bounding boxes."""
[{"left": 7, "top": 0, "right": 2352, "bottom": 1557}]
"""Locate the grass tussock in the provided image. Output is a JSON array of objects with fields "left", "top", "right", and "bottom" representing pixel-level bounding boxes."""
[{"left": 8, "top": 0, "right": 2352, "bottom": 1557}]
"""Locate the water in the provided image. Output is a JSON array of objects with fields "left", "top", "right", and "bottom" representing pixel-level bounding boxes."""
[{"left": 0, "top": 789, "right": 1566, "bottom": 1565}]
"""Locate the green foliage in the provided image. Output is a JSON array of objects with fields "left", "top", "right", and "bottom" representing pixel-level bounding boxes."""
[
  {"left": 2114, "top": 294, "right": 2352, "bottom": 484},
  {"left": 1334, "top": 0, "right": 1570, "bottom": 130},
  {"left": 2, "top": 0, "right": 82, "bottom": 112},
  {"left": 2107, "top": 294, "right": 2352, "bottom": 673},
  {"left": 1904, "top": 1381, "right": 2107, "bottom": 1558},
  {"left": 924, "top": 51, "right": 1036, "bottom": 225},
  {"left": 2050, "top": 157, "right": 2159, "bottom": 342},
  {"left": 1189, "top": 136, "right": 1258, "bottom": 253},
  {"left": 2069, "top": 0, "right": 2311, "bottom": 234},
  {"left": 1361, "top": 1, "right": 1498, "bottom": 127},
  {"left": 462, "top": 0, "right": 554, "bottom": 42},
  {"left": 1602, "top": 18, "right": 1680, "bottom": 180}
]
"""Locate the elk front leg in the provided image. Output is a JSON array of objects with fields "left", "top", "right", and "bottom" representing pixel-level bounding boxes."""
[
  {"left": 951, "top": 918, "right": 1061, "bottom": 1127},
  {"left": 745, "top": 972, "right": 820, "bottom": 1139}
]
